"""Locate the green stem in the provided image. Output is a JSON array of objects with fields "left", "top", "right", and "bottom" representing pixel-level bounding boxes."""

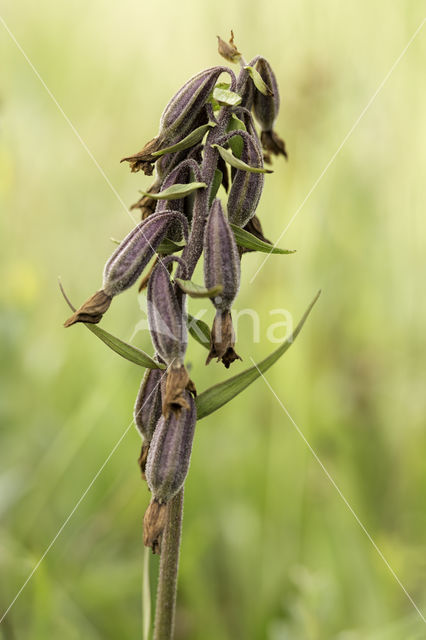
[{"left": 153, "top": 489, "right": 184, "bottom": 640}]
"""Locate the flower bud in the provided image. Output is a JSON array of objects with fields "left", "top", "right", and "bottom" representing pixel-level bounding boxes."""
[
  {"left": 253, "top": 58, "right": 287, "bottom": 158},
  {"left": 147, "top": 257, "right": 188, "bottom": 367},
  {"left": 103, "top": 212, "right": 187, "bottom": 298},
  {"left": 224, "top": 130, "right": 265, "bottom": 227},
  {"left": 160, "top": 67, "right": 233, "bottom": 140},
  {"left": 204, "top": 199, "right": 240, "bottom": 311},
  {"left": 145, "top": 392, "right": 197, "bottom": 504},
  {"left": 134, "top": 368, "right": 163, "bottom": 476}
]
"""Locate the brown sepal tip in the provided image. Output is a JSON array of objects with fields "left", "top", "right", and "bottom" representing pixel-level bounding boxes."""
[
  {"left": 63, "top": 289, "right": 112, "bottom": 327},
  {"left": 217, "top": 30, "right": 241, "bottom": 64},
  {"left": 163, "top": 365, "right": 197, "bottom": 418},
  {"left": 143, "top": 499, "right": 167, "bottom": 555},
  {"left": 206, "top": 310, "right": 242, "bottom": 369},
  {"left": 261, "top": 130, "right": 288, "bottom": 160},
  {"left": 121, "top": 137, "right": 163, "bottom": 175}
]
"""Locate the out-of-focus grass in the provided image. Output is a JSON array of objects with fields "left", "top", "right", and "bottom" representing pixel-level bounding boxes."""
[{"left": 1, "top": 1, "right": 425, "bottom": 638}]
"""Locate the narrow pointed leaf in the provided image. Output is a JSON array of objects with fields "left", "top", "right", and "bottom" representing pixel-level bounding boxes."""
[
  {"left": 87, "top": 324, "right": 165, "bottom": 369},
  {"left": 230, "top": 224, "right": 296, "bottom": 255},
  {"left": 195, "top": 292, "right": 321, "bottom": 419},
  {"left": 212, "top": 144, "right": 273, "bottom": 174},
  {"left": 59, "top": 282, "right": 165, "bottom": 369},
  {"left": 175, "top": 278, "right": 223, "bottom": 299},
  {"left": 209, "top": 168, "right": 223, "bottom": 205},
  {"left": 140, "top": 182, "right": 207, "bottom": 201},
  {"left": 228, "top": 113, "right": 247, "bottom": 132},
  {"left": 187, "top": 314, "right": 211, "bottom": 348},
  {"left": 244, "top": 65, "right": 273, "bottom": 96},
  {"left": 151, "top": 122, "right": 216, "bottom": 157},
  {"left": 157, "top": 238, "right": 186, "bottom": 254},
  {"left": 212, "top": 86, "right": 242, "bottom": 107}
]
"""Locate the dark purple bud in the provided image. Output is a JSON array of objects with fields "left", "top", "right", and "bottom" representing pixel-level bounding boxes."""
[
  {"left": 103, "top": 212, "right": 187, "bottom": 297},
  {"left": 147, "top": 256, "right": 188, "bottom": 366},
  {"left": 160, "top": 67, "right": 234, "bottom": 140},
  {"left": 204, "top": 199, "right": 240, "bottom": 311},
  {"left": 236, "top": 56, "right": 260, "bottom": 110},
  {"left": 224, "top": 130, "right": 265, "bottom": 227},
  {"left": 134, "top": 368, "right": 163, "bottom": 476},
  {"left": 253, "top": 58, "right": 288, "bottom": 159},
  {"left": 145, "top": 391, "right": 197, "bottom": 503}
]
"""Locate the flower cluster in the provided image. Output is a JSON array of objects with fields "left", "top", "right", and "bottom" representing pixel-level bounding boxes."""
[{"left": 64, "top": 33, "right": 287, "bottom": 554}]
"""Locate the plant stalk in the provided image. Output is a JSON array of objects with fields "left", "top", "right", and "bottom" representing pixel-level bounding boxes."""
[{"left": 153, "top": 488, "right": 184, "bottom": 640}]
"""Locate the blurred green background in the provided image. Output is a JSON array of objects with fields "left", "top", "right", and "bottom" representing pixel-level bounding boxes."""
[{"left": 1, "top": 1, "right": 425, "bottom": 638}]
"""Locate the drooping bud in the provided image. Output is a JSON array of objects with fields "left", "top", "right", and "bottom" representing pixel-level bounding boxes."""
[
  {"left": 147, "top": 256, "right": 188, "bottom": 367},
  {"left": 134, "top": 368, "right": 163, "bottom": 477},
  {"left": 160, "top": 67, "right": 234, "bottom": 141},
  {"left": 223, "top": 130, "right": 265, "bottom": 227},
  {"left": 143, "top": 498, "right": 167, "bottom": 554},
  {"left": 103, "top": 212, "right": 188, "bottom": 298},
  {"left": 253, "top": 58, "right": 287, "bottom": 159},
  {"left": 145, "top": 392, "right": 197, "bottom": 504},
  {"left": 204, "top": 199, "right": 240, "bottom": 310},
  {"left": 204, "top": 199, "right": 241, "bottom": 367},
  {"left": 235, "top": 56, "right": 260, "bottom": 110},
  {"left": 156, "top": 140, "right": 203, "bottom": 182}
]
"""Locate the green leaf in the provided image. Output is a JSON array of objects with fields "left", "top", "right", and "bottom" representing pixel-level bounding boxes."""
[
  {"left": 230, "top": 224, "right": 296, "bottom": 255},
  {"left": 175, "top": 278, "right": 223, "bottom": 299},
  {"left": 228, "top": 113, "right": 247, "bottom": 132},
  {"left": 195, "top": 292, "right": 321, "bottom": 419},
  {"left": 188, "top": 314, "right": 211, "bottom": 348},
  {"left": 86, "top": 324, "right": 165, "bottom": 369},
  {"left": 244, "top": 65, "right": 273, "bottom": 96},
  {"left": 212, "top": 144, "right": 273, "bottom": 174},
  {"left": 59, "top": 281, "right": 165, "bottom": 370},
  {"left": 157, "top": 238, "right": 186, "bottom": 255},
  {"left": 140, "top": 182, "right": 207, "bottom": 201},
  {"left": 151, "top": 122, "right": 215, "bottom": 157},
  {"left": 212, "top": 86, "right": 242, "bottom": 107},
  {"left": 228, "top": 134, "right": 243, "bottom": 159},
  {"left": 209, "top": 168, "right": 223, "bottom": 205}
]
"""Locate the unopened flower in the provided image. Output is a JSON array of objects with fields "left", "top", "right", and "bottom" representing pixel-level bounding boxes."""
[
  {"left": 223, "top": 130, "right": 265, "bottom": 227},
  {"left": 147, "top": 257, "right": 188, "bottom": 367},
  {"left": 253, "top": 57, "right": 287, "bottom": 159},
  {"left": 134, "top": 368, "right": 163, "bottom": 477},
  {"left": 145, "top": 392, "right": 197, "bottom": 504},
  {"left": 204, "top": 199, "right": 241, "bottom": 367}
]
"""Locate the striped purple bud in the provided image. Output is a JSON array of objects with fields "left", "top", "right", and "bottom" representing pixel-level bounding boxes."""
[
  {"left": 145, "top": 392, "right": 197, "bottom": 503},
  {"left": 103, "top": 212, "right": 188, "bottom": 298},
  {"left": 160, "top": 67, "right": 233, "bottom": 140},
  {"left": 225, "top": 130, "right": 265, "bottom": 227},
  {"left": 134, "top": 368, "right": 163, "bottom": 477},
  {"left": 253, "top": 58, "right": 287, "bottom": 158},
  {"left": 204, "top": 199, "right": 240, "bottom": 310},
  {"left": 147, "top": 257, "right": 188, "bottom": 367},
  {"left": 204, "top": 199, "right": 241, "bottom": 367}
]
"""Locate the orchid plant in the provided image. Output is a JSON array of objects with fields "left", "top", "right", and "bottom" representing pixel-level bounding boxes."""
[{"left": 62, "top": 32, "right": 319, "bottom": 640}]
